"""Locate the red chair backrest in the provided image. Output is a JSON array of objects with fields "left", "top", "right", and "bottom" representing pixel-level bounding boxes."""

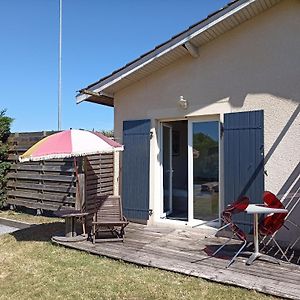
[
  {"left": 224, "top": 196, "right": 250, "bottom": 215},
  {"left": 259, "top": 191, "right": 288, "bottom": 235},
  {"left": 263, "top": 191, "right": 284, "bottom": 209},
  {"left": 221, "top": 196, "right": 249, "bottom": 241}
]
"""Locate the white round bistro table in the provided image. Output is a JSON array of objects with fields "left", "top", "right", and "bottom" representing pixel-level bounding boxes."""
[{"left": 245, "top": 204, "right": 288, "bottom": 265}]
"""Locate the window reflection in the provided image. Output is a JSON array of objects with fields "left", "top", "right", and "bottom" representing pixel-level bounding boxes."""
[{"left": 193, "top": 121, "right": 219, "bottom": 221}]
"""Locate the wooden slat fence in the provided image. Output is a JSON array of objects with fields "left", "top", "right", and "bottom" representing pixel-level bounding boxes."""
[
  {"left": 6, "top": 132, "right": 76, "bottom": 211},
  {"left": 5, "top": 132, "right": 115, "bottom": 212},
  {"left": 84, "top": 153, "right": 114, "bottom": 226}
]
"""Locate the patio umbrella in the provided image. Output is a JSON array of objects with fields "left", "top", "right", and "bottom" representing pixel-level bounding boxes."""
[
  {"left": 18, "top": 129, "right": 123, "bottom": 240},
  {"left": 19, "top": 129, "right": 123, "bottom": 162}
]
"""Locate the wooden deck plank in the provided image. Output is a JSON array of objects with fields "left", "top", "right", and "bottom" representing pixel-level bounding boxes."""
[
  {"left": 52, "top": 223, "right": 300, "bottom": 300},
  {"left": 105, "top": 233, "right": 300, "bottom": 285},
  {"left": 139, "top": 230, "right": 300, "bottom": 282}
]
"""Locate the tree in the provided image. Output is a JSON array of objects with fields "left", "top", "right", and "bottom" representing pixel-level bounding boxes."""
[
  {"left": 0, "top": 109, "right": 13, "bottom": 207},
  {"left": 100, "top": 129, "right": 114, "bottom": 138}
]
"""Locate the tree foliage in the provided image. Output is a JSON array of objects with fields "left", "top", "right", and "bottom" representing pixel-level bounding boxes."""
[
  {"left": 100, "top": 129, "right": 114, "bottom": 137},
  {"left": 0, "top": 109, "right": 13, "bottom": 207}
]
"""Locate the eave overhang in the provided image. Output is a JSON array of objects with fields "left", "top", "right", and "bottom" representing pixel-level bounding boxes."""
[
  {"left": 76, "top": 89, "right": 114, "bottom": 107},
  {"left": 76, "top": 0, "right": 281, "bottom": 107}
]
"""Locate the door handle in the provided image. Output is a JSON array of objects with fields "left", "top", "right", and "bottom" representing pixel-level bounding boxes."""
[{"left": 166, "top": 170, "right": 174, "bottom": 174}]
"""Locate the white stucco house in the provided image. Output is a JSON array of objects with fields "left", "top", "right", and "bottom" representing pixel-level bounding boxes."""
[{"left": 77, "top": 0, "right": 300, "bottom": 247}]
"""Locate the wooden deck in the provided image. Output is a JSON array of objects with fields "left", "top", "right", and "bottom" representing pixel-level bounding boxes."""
[{"left": 52, "top": 223, "right": 300, "bottom": 300}]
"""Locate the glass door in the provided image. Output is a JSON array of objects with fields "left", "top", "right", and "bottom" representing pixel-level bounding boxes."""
[
  {"left": 162, "top": 124, "right": 173, "bottom": 217},
  {"left": 188, "top": 120, "right": 220, "bottom": 224}
]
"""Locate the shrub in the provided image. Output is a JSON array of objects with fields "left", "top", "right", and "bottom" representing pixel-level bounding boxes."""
[{"left": 0, "top": 109, "right": 13, "bottom": 207}]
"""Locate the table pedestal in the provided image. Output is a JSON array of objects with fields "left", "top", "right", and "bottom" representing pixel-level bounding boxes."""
[
  {"left": 52, "top": 210, "right": 89, "bottom": 242},
  {"left": 246, "top": 252, "right": 280, "bottom": 265},
  {"left": 246, "top": 213, "right": 280, "bottom": 265},
  {"left": 65, "top": 216, "right": 76, "bottom": 237}
]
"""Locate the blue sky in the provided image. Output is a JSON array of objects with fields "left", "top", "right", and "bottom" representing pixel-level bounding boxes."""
[{"left": 1, "top": 0, "right": 229, "bottom": 133}]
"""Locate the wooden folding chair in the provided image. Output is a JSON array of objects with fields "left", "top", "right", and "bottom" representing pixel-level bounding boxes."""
[{"left": 91, "top": 195, "right": 129, "bottom": 243}]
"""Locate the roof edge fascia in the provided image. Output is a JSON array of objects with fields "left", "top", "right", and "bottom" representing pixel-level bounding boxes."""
[{"left": 77, "top": 0, "right": 257, "bottom": 104}]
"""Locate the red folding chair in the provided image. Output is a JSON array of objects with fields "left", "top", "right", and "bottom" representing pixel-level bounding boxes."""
[
  {"left": 210, "top": 196, "right": 250, "bottom": 267},
  {"left": 258, "top": 191, "right": 289, "bottom": 261},
  {"left": 274, "top": 191, "right": 300, "bottom": 260}
]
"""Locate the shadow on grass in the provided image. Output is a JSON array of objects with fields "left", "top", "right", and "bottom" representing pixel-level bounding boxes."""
[{"left": 10, "top": 222, "right": 65, "bottom": 242}]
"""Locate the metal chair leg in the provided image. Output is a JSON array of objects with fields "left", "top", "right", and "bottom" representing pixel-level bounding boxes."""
[
  {"left": 285, "top": 220, "right": 300, "bottom": 250},
  {"left": 290, "top": 235, "right": 300, "bottom": 249},
  {"left": 205, "top": 223, "right": 231, "bottom": 239},
  {"left": 260, "top": 234, "right": 272, "bottom": 250},
  {"left": 286, "top": 219, "right": 300, "bottom": 229},
  {"left": 211, "top": 235, "right": 234, "bottom": 257},
  {"left": 261, "top": 234, "right": 290, "bottom": 262},
  {"left": 191, "top": 234, "right": 234, "bottom": 264},
  {"left": 272, "top": 238, "right": 290, "bottom": 262},
  {"left": 226, "top": 240, "right": 247, "bottom": 268}
]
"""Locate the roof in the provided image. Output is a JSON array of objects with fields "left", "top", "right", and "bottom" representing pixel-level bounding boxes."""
[{"left": 76, "top": 0, "right": 281, "bottom": 107}]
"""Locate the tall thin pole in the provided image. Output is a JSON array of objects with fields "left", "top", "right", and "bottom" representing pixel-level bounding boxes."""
[{"left": 58, "top": 0, "right": 62, "bottom": 131}]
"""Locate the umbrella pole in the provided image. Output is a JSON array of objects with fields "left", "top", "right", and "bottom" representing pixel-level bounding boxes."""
[{"left": 74, "top": 157, "right": 80, "bottom": 209}]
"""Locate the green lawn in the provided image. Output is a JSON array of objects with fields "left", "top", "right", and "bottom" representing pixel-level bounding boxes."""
[
  {"left": 0, "top": 209, "right": 61, "bottom": 224},
  {"left": 0, "top": 211, "right": 278, "bottom": 300}
]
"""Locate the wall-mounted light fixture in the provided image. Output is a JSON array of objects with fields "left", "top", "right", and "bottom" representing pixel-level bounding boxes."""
[{"left": 178, "top": 96, "right": 188, "bottom": 109}]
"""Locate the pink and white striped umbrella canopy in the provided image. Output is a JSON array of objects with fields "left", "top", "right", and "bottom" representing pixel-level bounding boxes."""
[{"left": 19, "top": 129, "right": 123, "bottom": 162}]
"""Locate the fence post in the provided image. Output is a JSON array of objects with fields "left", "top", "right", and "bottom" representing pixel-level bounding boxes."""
[{"left": 113, "top": 152, "right": 120, "bottom": 196}]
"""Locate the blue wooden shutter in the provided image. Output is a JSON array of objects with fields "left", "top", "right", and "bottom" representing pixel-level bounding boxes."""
[
  {"left": 122, "top": 119, "right": 151, "bottom": 221},
  {"left": 224, "top": 110, "right": 264, "bottom": 232}
]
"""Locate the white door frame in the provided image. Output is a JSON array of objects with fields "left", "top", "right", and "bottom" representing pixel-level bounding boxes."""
[
  {"left": 187, "top": 116, "right": 221, "bottom": 227},
  {"left": 157, "top": 116, "right": 222, "bottom": 227}
]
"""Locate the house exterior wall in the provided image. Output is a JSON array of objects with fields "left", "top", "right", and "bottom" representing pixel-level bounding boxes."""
[{"left": 113, "top": 0, "right": 300, "bottom": 243}]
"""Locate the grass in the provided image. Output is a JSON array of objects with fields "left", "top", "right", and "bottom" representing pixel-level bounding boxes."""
[
  {"left": 0, "top": 209, "right": 61, "bottom": 224},
  {"left": 0, "top": 211, "right": 278, "bottom": 300}
]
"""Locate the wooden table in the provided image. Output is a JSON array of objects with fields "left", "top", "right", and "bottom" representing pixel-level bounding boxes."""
[
  {"left": 245, "top": 204, "right": 288, "bottom": 265},
  {"left": 52, "top": 210, "right": 89, "bottom": 242}
]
